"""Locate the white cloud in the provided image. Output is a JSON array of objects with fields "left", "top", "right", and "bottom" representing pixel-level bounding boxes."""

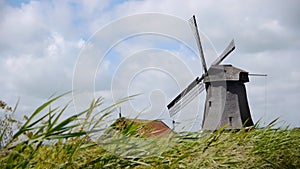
[{"left": 259, "top": 20, "right": 284, "bottom": 33}]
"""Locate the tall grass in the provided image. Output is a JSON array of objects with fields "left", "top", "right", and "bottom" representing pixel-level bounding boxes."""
[
  {"left": 0, "top": 93, "right": 133, "bottom": 168},
  {"left": 0, "top": 94, "right": 299, "bottom": 168}
]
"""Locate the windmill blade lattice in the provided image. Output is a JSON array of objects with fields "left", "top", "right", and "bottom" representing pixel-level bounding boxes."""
[
  {"left": 211, "top": 39, "right": 235, "bottom": 66},
  {"left": 188, "top": 15, "right": 208, "bottom": 74},
  {"left": 168, "top": 77, "right": 205, "bottom": 117}
]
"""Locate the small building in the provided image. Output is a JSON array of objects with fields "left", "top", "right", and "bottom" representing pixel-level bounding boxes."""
[{"left": 111, "top": 117, "right": 172, "bottom": 137}]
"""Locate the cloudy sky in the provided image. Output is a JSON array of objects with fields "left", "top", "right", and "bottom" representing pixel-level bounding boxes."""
[{"left": 0, "top": 0, "right": 299, "bottom": 131}]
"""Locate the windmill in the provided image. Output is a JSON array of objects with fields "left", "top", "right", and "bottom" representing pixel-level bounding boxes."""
[{"left": 167, "top": 15, "right": 254, "bottom": 130}]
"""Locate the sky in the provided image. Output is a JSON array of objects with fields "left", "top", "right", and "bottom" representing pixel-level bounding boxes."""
[{"left": 0, "top": 0, "right": 299, "bottom": 131}]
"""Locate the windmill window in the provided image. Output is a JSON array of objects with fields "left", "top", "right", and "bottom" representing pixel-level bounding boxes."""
[
  {"left": 229, "top": 117, "right": 233, "bottom": 126},
  {"left": 209, "top": 101, "right": 212, "bottom": 107}
]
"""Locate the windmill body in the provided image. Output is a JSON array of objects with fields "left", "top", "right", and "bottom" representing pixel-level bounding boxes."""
[
  {"left": 202, "top": 65, "right": 254, "bottom": 130},
  {"left": 167, "top": 15, "right": 255, "bottom": 131}
]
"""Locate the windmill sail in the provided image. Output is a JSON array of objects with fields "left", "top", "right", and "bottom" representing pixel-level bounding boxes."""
[
  {"left": 189, "top": 15, "right": 208, "bottom": 74},
  {"left": 168, "top": 76, "right": 205, "bottom": 117},
  {"left": 167, "top": 15, "right": 208, "bottom": 118},
  {"left": 211, "top": 39, "right": 235, "bottom": 66}
]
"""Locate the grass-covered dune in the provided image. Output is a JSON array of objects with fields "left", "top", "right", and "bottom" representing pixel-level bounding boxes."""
[{"left": 0, "top": 94, "right": 299, "bottom": 168}]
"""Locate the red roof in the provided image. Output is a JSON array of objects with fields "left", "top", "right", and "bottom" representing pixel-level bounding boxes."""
[{"left": 112, "top": 118, "right": 172, "bottom": 137}]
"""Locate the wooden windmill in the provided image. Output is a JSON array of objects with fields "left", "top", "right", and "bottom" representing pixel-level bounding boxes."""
[{"left": 167, "top": 15, "right": 254, "bottom": 130}]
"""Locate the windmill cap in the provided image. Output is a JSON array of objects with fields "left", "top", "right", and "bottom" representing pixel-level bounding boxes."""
[{"left": 204, "top": 64, "right": 249, "bottom": 83}]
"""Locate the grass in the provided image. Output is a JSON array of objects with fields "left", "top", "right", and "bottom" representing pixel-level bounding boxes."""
[{"left": 0, "top": 94, "right": 299, "bottom": 168}]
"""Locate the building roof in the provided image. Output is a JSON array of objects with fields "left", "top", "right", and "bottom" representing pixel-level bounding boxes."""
[{"left": 204, "top": 64, "right": 249, "bottom": 83}]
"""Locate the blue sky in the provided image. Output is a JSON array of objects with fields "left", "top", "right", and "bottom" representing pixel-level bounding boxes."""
[
  {"left": 6, "top": 0, "right": 30, "bottom": 7},
  {"left": 0, "top": 0, "right": 299, "bottom": 131}
]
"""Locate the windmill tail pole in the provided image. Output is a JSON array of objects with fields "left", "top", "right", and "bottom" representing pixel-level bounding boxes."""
[{"left": 248, "top": 73, "right": 267, "bottom": 76}]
